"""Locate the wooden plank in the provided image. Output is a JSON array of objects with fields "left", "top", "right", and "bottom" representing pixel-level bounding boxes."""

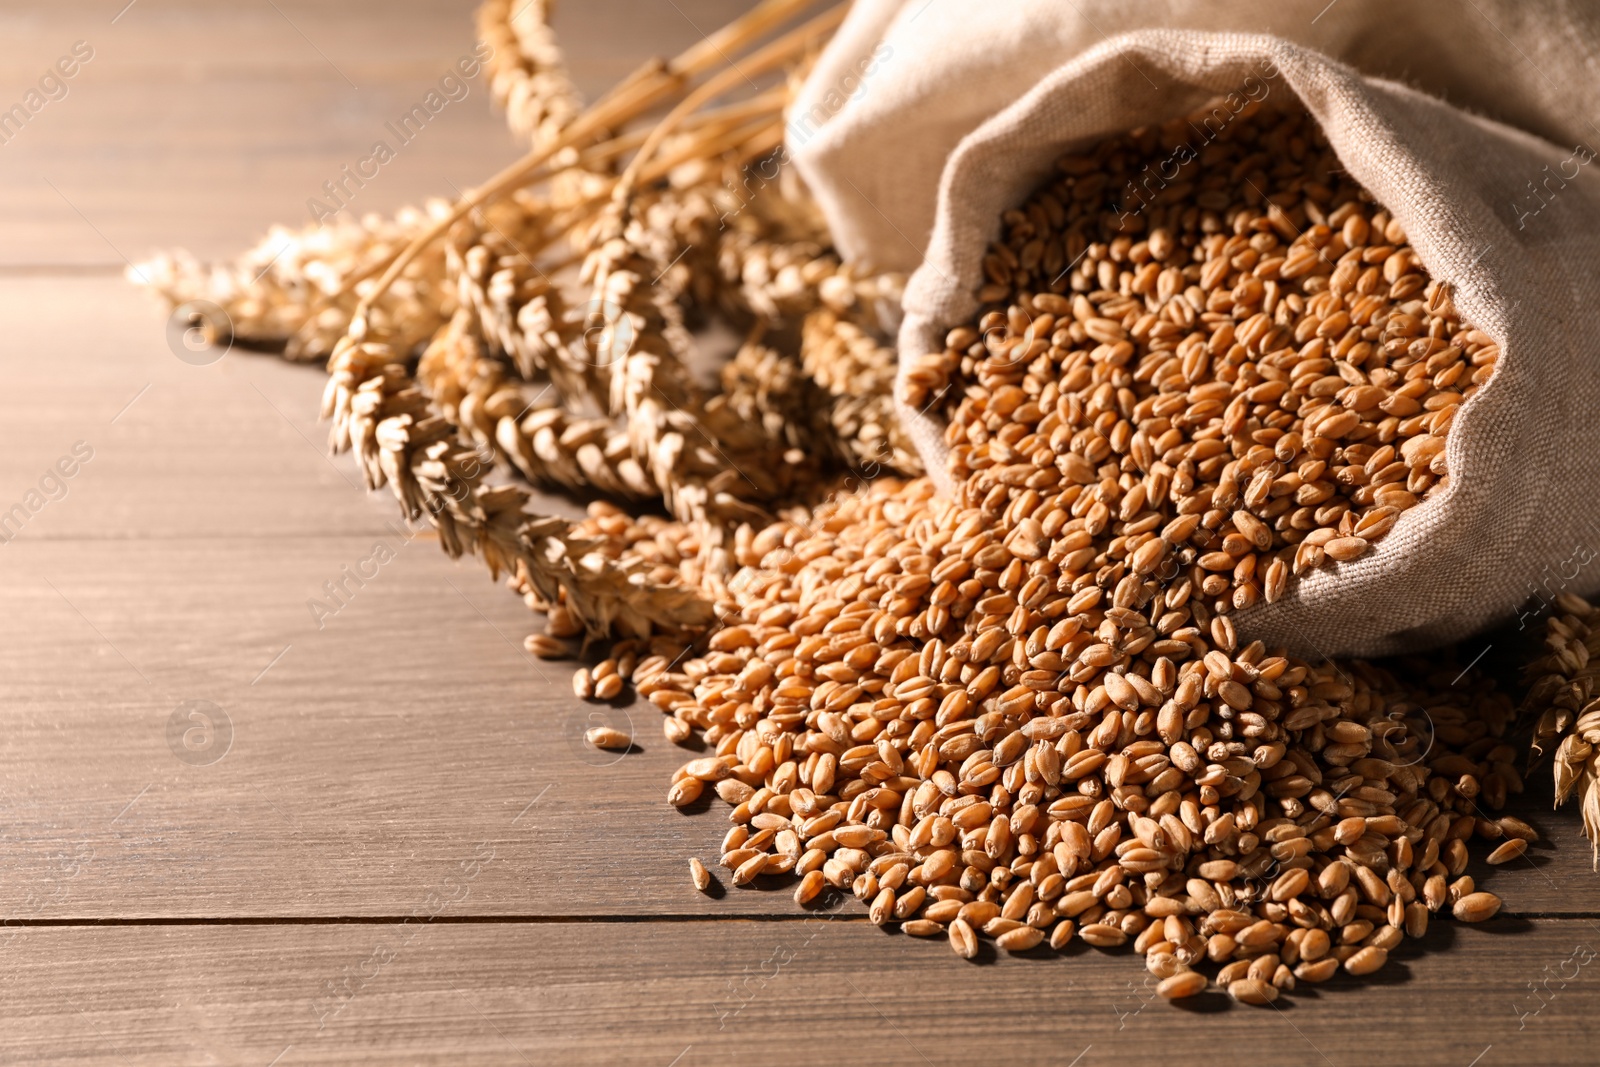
[
  {"left": 0, "top": 0, "right": 765, "bottom": 265},
  {"left": 0, "top": 0, "right": 519, "bottom": 266},
  {"left": 4, "top": 917, "right": 1598, "bottom": 1065},
  {"left": 0, "top": 277, "right": 426, "bottom": 539},
  {"left": 0, "top": 529, "right": 1595, "bottom": 920}
]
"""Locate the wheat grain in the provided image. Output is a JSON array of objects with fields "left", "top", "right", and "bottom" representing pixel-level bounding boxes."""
[
  {"left": 1344, "top": 945, "right": 1388, "bottom": 976},
  {"left": 948, "top": 916, "right": 979, "bottom": 960},
  {"left": 1453, "top": 891, "right": 1503, "bottom": 922},
  {"left": 1487, "top": 838, "right": 1528, "bottom": 865},
  {"left": 524, "top": 633, "right": 574, "bottom": 658},
  {"left": 689, "top": 856, "right": 713, "bottom": 892},
  {"left": 1227, "top": 978, "right": 1277, "bottom": 1005},
  {"left": 1157, "top": 970, "right": 1207, "bottom": 999},
  {"left": 584, "top": 725, "right": 630, "bottom": 749}
]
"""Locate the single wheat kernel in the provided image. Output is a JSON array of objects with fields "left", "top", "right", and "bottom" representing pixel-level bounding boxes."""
[
  {"left": 1157, "top": 971, "right": 1207, "bottom": 1000},
  {"left": 689, "top": 857, "right": 712, "bottom": 892},
  {"left": 583, "top": 726, "right": 630, "bottom": 750},
  {"left": 1453, "top": 892, "right": 1503, "bottom": 923}
]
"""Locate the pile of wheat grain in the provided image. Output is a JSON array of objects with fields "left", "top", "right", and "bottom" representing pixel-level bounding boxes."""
[
  {"left": 605, "top": 103, "right": 1525, "bottom": 1003},
  {"left": 655, "top": 484, "right": 1520, "bottom": 997}
]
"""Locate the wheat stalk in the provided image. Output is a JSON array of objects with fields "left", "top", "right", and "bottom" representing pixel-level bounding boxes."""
[
  {"left": 587, "top": 199, "right": 782, "bottom": 573},
  {"left": 137, "top": 201, "right": 460, "bottom": 362},
  {"left": 348, "top": 0, "right": 844, "bottom": 327},
  {"left": 133, "top": 0, "right": 907, "bottom": 644}
]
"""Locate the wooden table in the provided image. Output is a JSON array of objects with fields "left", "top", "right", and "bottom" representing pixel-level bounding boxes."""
[{"left": 2, "top": 2, "right": 1598, "bottom": 1063}]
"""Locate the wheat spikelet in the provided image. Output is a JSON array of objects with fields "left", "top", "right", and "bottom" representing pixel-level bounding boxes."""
[
  {"left": 447, "top": 219, "right": 606, "bottom": 408},
  {"left": 585, "top": 203, "right": 779, "bottom": 577},
  {"left": 136, "top": 200, "right": 461, "bottom": 362},
  {"left": 477, "top": 0, "right": 582, "bottom": 146},
  {"left": 418, "top": 306, "right": 655, "bottom": 500},
  {"left": 1522, "top": 593, "right": 1600, "bottom": 864},
  {"left": 323, "top": 336, "right": 713, "bottom": 639},
  {"left": 800, "top": 306, "right": 921, "bottom": 474}
]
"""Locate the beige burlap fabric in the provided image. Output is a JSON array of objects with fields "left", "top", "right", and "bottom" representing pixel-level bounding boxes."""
[{"left": 789, "top": 1, "right": 1600, "bottom": 657}]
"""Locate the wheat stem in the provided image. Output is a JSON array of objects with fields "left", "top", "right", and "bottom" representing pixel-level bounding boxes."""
[
  {"left": 350, "top": 0, "right": 833, "bottom": 330},
  {"left": 611, "top": 3, "right": 847, "bottom": 204}
]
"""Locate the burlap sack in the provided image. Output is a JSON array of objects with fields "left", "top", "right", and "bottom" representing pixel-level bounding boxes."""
[{"left": 788, "top": 0, "right": 1600, "bottom": 657}]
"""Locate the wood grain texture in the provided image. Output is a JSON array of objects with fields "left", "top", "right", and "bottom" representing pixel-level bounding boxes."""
[
  {"left": 0, "top": 529, "right": 777, "bottom": 919},
  {"left": 6, "top": 918, "right": 1600, "bottom": 1065},
  {"left": 0, "top": 517, "right": 1596, "bottom": 920},
  {"left": 0, "top": 0, "right": 513, "bottom": 266},
  {"left": 0, "top": 0, "right": 755, "bottom": 266},
  {"left": 0, "top": 278, "right": 409, "bottom": 540}
]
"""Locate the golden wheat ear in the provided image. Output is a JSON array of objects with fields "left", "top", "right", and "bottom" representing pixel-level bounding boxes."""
[
  {"left": 1520, "top": 594, "right": 1600, "bottom": 857},
  {"left": 325, "top": 337, "right": 713, "bottom": 641}
]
